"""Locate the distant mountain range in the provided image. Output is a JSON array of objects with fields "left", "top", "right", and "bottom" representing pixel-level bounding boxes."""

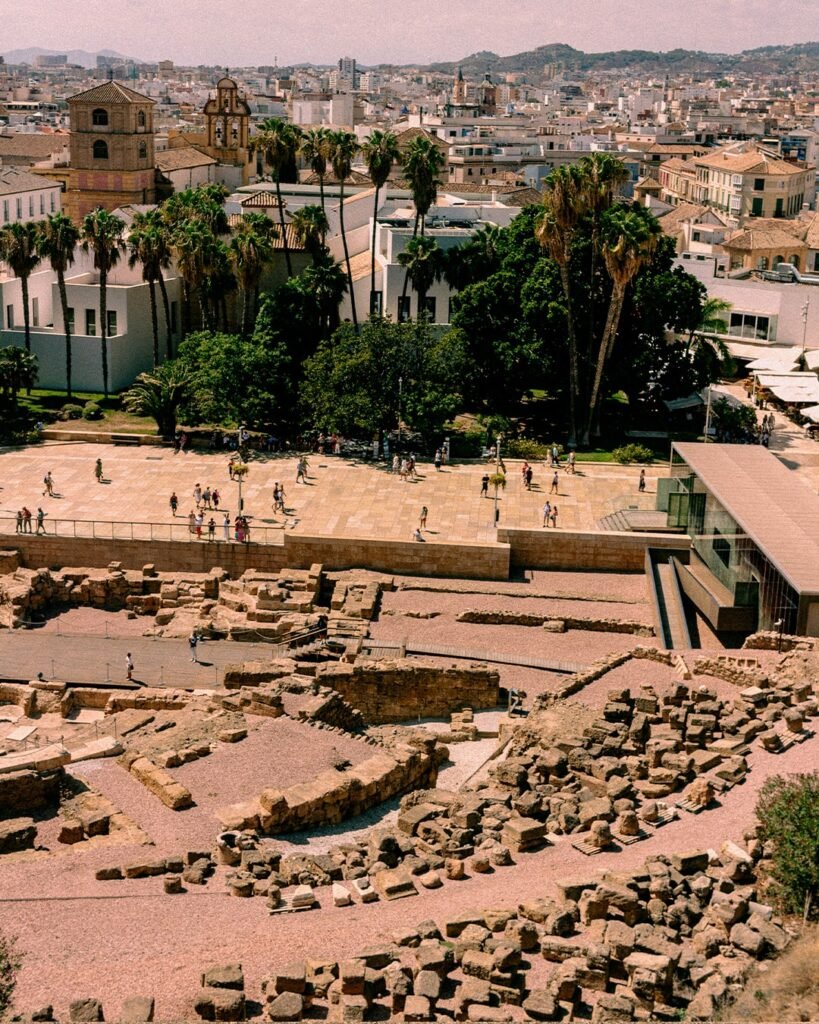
[
  {"left": 1, "top": 47, "right": 140, "bottom": 68},
  {"left": 417, "top": 41, "right": 819, "bottom": 78}
]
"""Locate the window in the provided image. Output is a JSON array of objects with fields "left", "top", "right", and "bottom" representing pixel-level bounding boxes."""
[
  {"left": 92, "top": 108, "right": 108, "bottom": 126},
  {"left": 5, "top": 304, "right": 13, "bottom": 329},
  {"left": 2, "top": 200, "right": 7, "bottom": 223},
  {"left": 137, "top": 110, "right": 146, "bottom": 128},
  {"left": 775, "top": 198, "right": 784, "bottom": 217},
  {"left": 32, "top": 297, "right": 39, "bottom": 327},
  {"left": 66, "top": 307, "right": 75, "bottom": 333},
  {"left": 757, "top": 257, "right": 769, "bottom": 270},
  {"left": 448, "top": 297, "right": 457, "bottom": 323},
  {"left": 28, "top": 196, "right": 33, "bottom": 217},
  {"left": 16, "top": 198, "right": 22, "bottom": 219},
  {"left": 791, "top": 255, "right": 800, "bottom": 270},
  {"left": 370, "top": 291, "right": 383, "bottom": 316},
  {"left": 50, "top": 192, "right": 55, "bottom": 212},
  {"left": 713, "top": 528, "right": 731, "bottom": 569},
  {"left": 107, "top": 310, "right": 117, "bottom": 336},
  {"left": 421, "top": 296, "right": 436, "bottom": 321},
  {"left": 92, "top": 140, "right": 109, "bottom": 160},
  {"left": 397, "top": 296, "right": 411, "bottom": 323},
  {"left": 692, "top": 231, "right": 701, "bottom": 242},
  {"left": 39, "top": 193, "right": 45, "bottom": 215},
  {"left": 138, "top": 142, "right": 147, "bottom": 159},
  {"left": 728, "top": 312, "right": 770, "bottom": 340},
  {"left": 753, "top": 178, "right": 765, "bottom": 191},
  {"left": 751, "top": 197, "right": 763, "bottom": 216},
  {"left": 85, "top": 309, "right": 96, "bottom": 336}
]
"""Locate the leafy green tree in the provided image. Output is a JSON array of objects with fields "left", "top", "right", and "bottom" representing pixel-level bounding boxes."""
[
  {"left": 81, "top": 208, "right": 126, "bottom": 397},
  {"left": 0, "top": 346, "right": 38, "bottom": 414},
  {"left": 756, "top": 773, "right": 819, "bottom": 920},
  {"left": 37, "top": 211, "right": 80, "bottom": 398},
  {"left": 251, "top": 118, "right": 302, "bottom": 277},
  {"left": 327, "top": 129, "right": 360, "bottom": 328},
  {"left": 290, "top": 205, "right": 329, "bottom": 266},
  {"left": 128, "top": 209, "right": 175, "bottom": 363},
  {"left": 361, "top": 129, "right": 400, "bottom": 313},
  {"left": 402, "top": 135, "right": 445, "bottom": 237},
  {"left": 445, "top": 224, "right": 503, "bottom": 291},
  {"left": 123, "top": 361, "right": 193, "bottom": 437},
  {"left": 0, "top": 221, "right": 41, "bottom": 352},
  {"left": 300, "top": 254, "right": 348, "bottom": 340}
]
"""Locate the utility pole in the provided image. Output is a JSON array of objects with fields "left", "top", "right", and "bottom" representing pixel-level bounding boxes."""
[{"left": 801, "top": 297, "right": 810, "bottom": 362}]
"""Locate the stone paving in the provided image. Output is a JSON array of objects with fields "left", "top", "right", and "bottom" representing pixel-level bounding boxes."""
[{"left": 0, "top": 441, "right": 662, "bottom": 543}]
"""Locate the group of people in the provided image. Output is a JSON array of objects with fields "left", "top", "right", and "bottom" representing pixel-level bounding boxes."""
[
  {"left": 542, "top": 500, "right": 559, "bottom": 528},
  {"left": 14, "top": 507, "right": 46, "bottom": 534},
  {"left": 316, "top": 432, "right": 343, "bottom": 455},
  {"left": 392, "top": 455, "right": 419, "bottom": 481},
  {"left": 186, "top": 510, "right": 252, "bottom": 542}
]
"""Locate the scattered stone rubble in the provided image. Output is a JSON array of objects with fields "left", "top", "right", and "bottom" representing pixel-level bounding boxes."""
[{"left": 456, "top": 609, "right": 654, "bottom": 637}]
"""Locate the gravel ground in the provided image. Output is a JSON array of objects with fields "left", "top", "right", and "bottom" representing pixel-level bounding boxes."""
[
  {"left": 38, "top": 607, "right": 149, "bottom": 637},
  {"left": 392, "top": 569, "right": 650, "bottom": 603},
  {"left": 8, "top": 729, "right": 818, "bottom": 1022}
]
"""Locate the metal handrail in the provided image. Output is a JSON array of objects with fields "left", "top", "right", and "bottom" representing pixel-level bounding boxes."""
[{"left": 0, "top": 514, "right": 287, "bottom": 547}]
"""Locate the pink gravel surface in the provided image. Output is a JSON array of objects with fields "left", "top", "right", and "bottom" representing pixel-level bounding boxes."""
[
  {"left": 7, "top": 730, "right": 818, "bottom": 1022},
  {"left": 393, "top": 569, "right": 650, "bottom": 603},
  {"left": 171, "top": 717, "right": 374, "bottom": 811},
  {"left": 38, "top": 607, "right": 149, "bottom": 637}
]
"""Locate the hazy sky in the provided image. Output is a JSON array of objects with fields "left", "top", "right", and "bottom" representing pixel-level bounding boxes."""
[{"left": 5, "top": 0, "right": 819, "bottom": 66}]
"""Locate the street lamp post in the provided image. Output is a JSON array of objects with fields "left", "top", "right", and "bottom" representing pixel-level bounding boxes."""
[
  {"left": 493, "top": 433, "right": 502, "bottom": 527},
  {"left": 238, "top": 423, "right": 246, "bottom": 514},
  {"left": 397, "top": 376, "right": 403, "bottom": 453},
  {"left": 801, "top": 298, "right": 810, "bottom": 362},
  {"left": 774, "top": 617, "right": 784, "bottom": 654}
]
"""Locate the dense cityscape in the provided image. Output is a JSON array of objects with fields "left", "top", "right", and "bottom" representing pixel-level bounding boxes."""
[{"left": 0, "top": 11, "right": 818, "bottom": 1024}]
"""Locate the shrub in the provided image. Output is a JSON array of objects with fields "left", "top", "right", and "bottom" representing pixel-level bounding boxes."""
[
  {"left": 504, "top": 437, "right": 551, "bottom": 460},
  {"left": 447, "top": 429, "right": 484, "bottom": 458},
  {"left": 756, "top": 772, "right": 819, "bottom": 919},
  {"left": 82, "top": 401, "right": 103, "bottom": 420},
  {"left": 59, "top": 403, "right": 83, "bottom": 420},
  {"left": 612, "top": 443, "right": 654, "bottom": 465}
]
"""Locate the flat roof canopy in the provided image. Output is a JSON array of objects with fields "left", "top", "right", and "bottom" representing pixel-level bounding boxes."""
[{"left": 673, "top": 442, "right": 819, "bottom": 595}]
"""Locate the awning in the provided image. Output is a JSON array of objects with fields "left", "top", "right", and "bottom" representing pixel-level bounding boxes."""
[
  {"left": 800, "top": 404, "right": 819, "bottom": 422},
  {"left": 745, "top": 347, "right": 803, "bottom": 372},
  {"left": 805, "top": 350, "right": 819, "bottom": 371}
]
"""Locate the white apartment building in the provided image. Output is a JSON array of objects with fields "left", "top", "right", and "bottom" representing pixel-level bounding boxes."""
[{"left": 0, "top": 166, "right": 61, "bottom": 225}]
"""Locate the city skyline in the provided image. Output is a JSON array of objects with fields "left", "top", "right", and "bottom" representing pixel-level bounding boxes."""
[{"left": 5, "top": 0, "right": 819, "bottom": 67}]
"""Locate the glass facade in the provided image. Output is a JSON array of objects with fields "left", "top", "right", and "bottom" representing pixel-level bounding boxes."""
[{"left": 670, "top": 457, "right": 799, "bottom": 634}]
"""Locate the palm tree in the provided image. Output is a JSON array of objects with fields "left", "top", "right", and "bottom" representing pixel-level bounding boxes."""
[
  {"left": 300, "top": 127, "right": 331, "bottom": 220},
  {"left": 361, "top": 129, "right": 400, "bottom": 315},
  {"left": 444, "top": 224, "right": 503, "bottom": 291},
  {"left": 0, "top": 221, "right": 41, "bottom": 353},
  {"left": 685, "top": 296, "right": 733, "bottom": 377},
  {"left": 290, "top": 205, "right": 329, "bottom": 265},
  {"left": 128, "top": 209, "right": 174, "bottom": 364},
  {"left": 397, "top": 236, "right": 445, "bottom": 319},
  {"left": 37, "top": 211, "right": 80, "bottom": 399},
  {"left": 327, "top": 129, "right": 360, "bottom": 329},
  {"left": 123, "top": 362, "right": 193, "bottom": 438},
  {"left": 229, "top": 213, "right": 277, "bottom": 336},
  {"left": 81, "top": 208, "right": 125, "bottom": 397},
  {"left": 201, "top": 241, "right": 236, "bottom": 332},
  {"left": 585, "top": 205, "right": 661, "bottom": 443},
  {"left": 402, "top": 135, "right": 445, "bottom": 237},
  {"left": 172, "top": 220, "right": 213, "bottom": 335},
  {"left": 251, "top": 118, "right": 302, "bottom": 277},
  {"left": 301, "top": 254, "right": 348, "bottom": 339},
  {"left": 536, "top": 165, "right": 585, "bottom": 446}
]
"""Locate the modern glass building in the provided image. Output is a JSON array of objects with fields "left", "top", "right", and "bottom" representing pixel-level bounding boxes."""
[{"left": 668, "top": 443, "right": 819, "bottom": 636}]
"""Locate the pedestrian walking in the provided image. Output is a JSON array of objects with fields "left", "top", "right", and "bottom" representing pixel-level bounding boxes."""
[
  {"left": 551, "top": 444, "right": 559, "bottom": 468},
  {"left": 202, "top": 486, "right": 211, "bottom": 510},
  {"left": 212, "top": 488, "right": 220, "bottom": 511},
  {"left": 420, "top": 505, "right": 428, "bottom": 529},
  {"left": 42, "top": 471, "right": 54, "bottom": 497},
  {"left": 550, "top": 471, "right": 559, "bottom": 495},
  {"left": 638, "top": 469, "right": 646, "bottom": 493},
  {"left": 188, "top": 633, "right": 199, "bottom": 663},
  {"left": 481, "top": 473, "right": 489, "bottom": 497},
  {"left": 296, "top": 458, "right": 307, "bottom": 484},
  {"left": 550, "top": 504, "right": 559, "bottom": 529},
  {"left": 188, "top": 510, "right": 196, "bottom": 535},
  {"left": 521, "top": 462, "right": 529, "bottom": 487},
  {"left": 208, "top": 517, "right": 216, "bottom": 541},
  {"left": 169, "top": 492, "right": 178, "bottom": 516},
  {"left": 15, "top": 510, "right": 22, "bottom": 533},
  {"left": 223, "top": 513, "right": 231, "bottom": 541},
  {"left": 36, "top": 507, "right": 46, "bottom": 534},
  {"left": 392, "top": 454, "right": 399, "bottom": 474},
  {"left": 242, "top": 517, "right": 251, "bottom": 543},
  {"left": 94, "top": 458, "right": 103, "bottom": 483},
  {"left": 228, "top": 456, "right": 236, "bottom": 481},
  {"left": 194, "top": 512, "right": 203, "bottom": 539},
  {"left": 22, "top": 507, "right": 32, "bottom": 533},
  {"left": 568, "top": 450, "right": 576, "bottom": 474},
  {"left": 126, "top": 652, "right": 134, "bottom": 681},
  {"left": 525, "top": 466, "right": 533, "bottom": 490},
  {"left": 399, "top": 458, "right": 408, "bottom": 481},
  {"left": 193, "top": 483, "right": 202, "bottom": 508},
  {"left": 234, "top": 516, "right": 244, "bottom": 542},
  {"left": 434, "top": 449, "right": 442, "bottom": 471},
  {"left": 413, "top": 527, "right": 424, "bottom": 542},
  {"left": 542, "top": 501, "right": 551, "bottom": 527}
]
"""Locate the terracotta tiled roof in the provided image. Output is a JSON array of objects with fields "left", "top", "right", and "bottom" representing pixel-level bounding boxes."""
[
  {"left": 155, "top": 146, "right": 217, "bottom": 172},
  {"left": 657, "top": 202, "right": 710, "bottom": 235},
  {"left": 348, "top": 249, "right": 374, "bottom": 283},
  {"left": 723, "top": 226, "right": 808, "bottom": 252},
  {"left": 394, "top": 126, "right": 450, "bottom": 153},
  {"left": 301, "top": 169, "right": 372, "bottom": 186},
  {"left": 68, "top": 81, "right": 155, "bottom": 105},
  {"left": 500, "top": 187, "right": 542, "bottom": 207},
  {"left": 226, "top": 215, "right": 304, "bottom": 251},
  {"left": 0, "top": 133, "right": 69, "bottom": 165},
  {"left": 634, "top": 176, "right": 662, "bottom": 191},
  {"left": 660, "top": 157, "right": 696, "bottom": 174},
  {"left": 0, "top": 166, "right": 59, "bottom": 195},
  {"left": 696, "top": 149, "right": 809, "bottom": 175}
]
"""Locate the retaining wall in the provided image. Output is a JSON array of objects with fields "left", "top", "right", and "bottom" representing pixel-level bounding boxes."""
[{"left": 499, "top": 528, "right": 687, "bottom": 572}]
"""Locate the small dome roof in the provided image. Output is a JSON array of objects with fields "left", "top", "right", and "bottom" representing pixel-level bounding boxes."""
[{"left": 217, "top": 76, "right": 237, "bottom": 89}]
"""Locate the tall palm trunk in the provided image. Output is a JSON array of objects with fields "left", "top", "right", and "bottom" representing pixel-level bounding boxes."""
[
  {"left": 158, "top": 273, "right": 173, "bottom": 358},
  {"left": 370, "top": 184, "right": 380, "bottom": 315},
  {"left": 584, "top": 283, "right": 626, "bottom": 445},
  {"left": 20, "top": 275, "right": 31, "bottom": 353},
  {"left": 338, "top": 180, "right": 357, "bottom": 329},
  {"left": 58, "top": 271, "right": 72, "bottom": 400},
  {"left": 241, "top": 287, "right": 251, "bottom": 338},
  {"left": 275, "top": 177, "right": 292, "bottom": 277},
  {"left": 99, "top": 265, "right": 109, "bottom": 398},
  {"left": 148, "top": 279, "right": 159, "bottom": 367},
  {"left": 557, "top": 260, "right": 579, "bottom": 448},
  {"left": 318, "top": 175, "right": 326, "bottom": 226},
  {"left": 180, "top": 279, "right": 192, "bottom": 339}
]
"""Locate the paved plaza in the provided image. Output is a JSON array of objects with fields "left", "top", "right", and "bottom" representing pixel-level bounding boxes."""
[{"left": 0, "top": 440, "right": 667, "bottom": 543}]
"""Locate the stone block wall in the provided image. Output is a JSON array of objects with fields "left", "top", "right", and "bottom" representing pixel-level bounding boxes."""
[
  {"left": 499, "top": 528, "right": 684, "bottom": 571},
  {"left": 316, "top": 658, "right": 500, "bottom": 724},
  {"left": 0, "top": 768, "right": 62, "bottom": 818}
]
